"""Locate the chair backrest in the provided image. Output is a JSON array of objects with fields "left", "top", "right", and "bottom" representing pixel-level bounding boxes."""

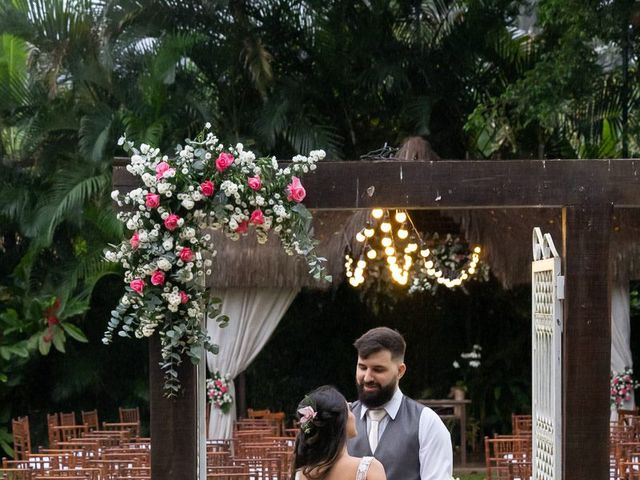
[
  {"left": 11, "top": 416, "right": 31, "bottom": 460},
  {"left": 246, "top": 408, "right": 270, "bottom": 419},
  {"left": 47, "top": 413, "right": 60, "bottom": 447},
  {"left": 118, "top": 407, "right": 140, "bottom": 424},
  {"left": 59, "top": 412, "right": 76, "bottom": 426},
  {"left": 81, "top": 410, "right": 99, "bottom": 431},
  {"left": 511, "top": 414, "right": 533, "bottom": 435}
]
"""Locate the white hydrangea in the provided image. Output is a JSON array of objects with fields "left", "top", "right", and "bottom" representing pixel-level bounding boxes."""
[{"left": 157, "top": 258, "right": 172, "bottom": 271}]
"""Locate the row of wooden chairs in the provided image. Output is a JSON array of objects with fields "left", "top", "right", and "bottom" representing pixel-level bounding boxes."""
[
  {"left": 484, "top": 414, "right": 532, "bottom": 480},
  {"left": 206, "top": 418, "right": 295, "bottom": 479},
  {"left": 612, "top": 408, "right": 640, "bottom": 479}
]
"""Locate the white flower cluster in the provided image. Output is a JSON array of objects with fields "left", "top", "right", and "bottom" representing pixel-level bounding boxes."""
[{"left": 105, "top": 126, "right": 329, "bottom": 397}]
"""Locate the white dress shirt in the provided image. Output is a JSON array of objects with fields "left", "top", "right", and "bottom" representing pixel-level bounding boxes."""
[{"left": 358, "top": 388, "right": 453, "bottom": 480}]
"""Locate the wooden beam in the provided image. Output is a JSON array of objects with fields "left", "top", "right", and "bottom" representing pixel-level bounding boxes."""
[
  {"left": 562, "top": 204, "right": 612, "bottom": 480},
  {"left": 150, "top": 334, "right": 198, "bottom": 480},
  {"left": 112, "top": 158, "right": 640, "bottom": 208}
]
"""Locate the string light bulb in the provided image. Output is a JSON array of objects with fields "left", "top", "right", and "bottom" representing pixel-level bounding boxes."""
[
  {"left": 367, "top": 249, "right": 377, "bottom": 260},
  {"left": 397, "top": 228, "right": 409, "bottom": 239},
  {"left": 380, "top": 222, "right": 392, "bottom": 233},
  {"left": 385, "top": 246, "right": 395, "bottom": 256},
  {"left": 356, "top": 231, "right": 366, "bottom": 242},
  {"left": 395, "top": 211, "right": 407, "bottom": 223},
  {"left": 372, "top": 209, "right": 384, "bottom": 219},
  {"left": 381, "top": 237, "right": 392, "bottom": 248}
]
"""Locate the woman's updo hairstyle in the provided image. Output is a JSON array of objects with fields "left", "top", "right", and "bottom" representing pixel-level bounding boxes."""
[{"left": 291, "top": 385, "right": 349, "bottom": 480}]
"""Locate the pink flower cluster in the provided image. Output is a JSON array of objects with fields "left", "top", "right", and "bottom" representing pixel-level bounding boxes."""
[
  {"left": 610, "top": 368, "right": 639, "bottom": 407},
  {"left": 207, "top": 372, "right": 233, "bottom": 413}
]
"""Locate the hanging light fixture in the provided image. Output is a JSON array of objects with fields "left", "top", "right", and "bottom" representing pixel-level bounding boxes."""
[{"left": 344, "top": 209, "right": 486, "bottom": 290}]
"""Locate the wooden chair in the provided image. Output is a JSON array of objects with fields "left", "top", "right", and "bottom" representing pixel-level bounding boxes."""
[
  {"left": 485, "top": 435, "right": 532, "bottom": 480},
  {"left": 11, "top": 417, "right": 31, "bottom": 460},
  {"left": 80, "top": 410, "right": 99, "bottom": 431},
  {"left": 511, "top": 414, "right": 533, "bottom": 436},
  {"left": 263, "top": 412, "right": 286, "bottom": 436},
  {"left": 246, "top": 409, "right": 270, "bottom": 419},
  {"left": 0, "top": 468, "right": 33, "bottom": 479},
  {"left": 47, "top": 414, "right": 60, "bottom": 448},
  {"left": 119, "top": 407, "right": 140, "bottom": 424},
  {"left": 620, "top": 459, "right": 640, "bottom": 480},
  {"left": 59, "top": 413, "right": 76, "bottom": 427}
]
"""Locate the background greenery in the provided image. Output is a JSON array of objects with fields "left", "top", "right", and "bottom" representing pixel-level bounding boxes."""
[{"left": 0, "top": 0, "right": 639, "bottom": 456}]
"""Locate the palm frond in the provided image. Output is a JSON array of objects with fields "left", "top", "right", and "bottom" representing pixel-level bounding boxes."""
[{"left": 28, "top": 168, "right": 110, "bottom": 246}]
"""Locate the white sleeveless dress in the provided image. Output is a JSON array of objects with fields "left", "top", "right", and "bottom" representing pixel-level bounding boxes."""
[{"left": 294, "top": 456, "right": 375, "bottom": 480}]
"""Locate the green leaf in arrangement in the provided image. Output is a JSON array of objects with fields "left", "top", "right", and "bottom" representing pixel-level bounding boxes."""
[{"left": 60, "top": 322, "right": 89, "bottom": 343}]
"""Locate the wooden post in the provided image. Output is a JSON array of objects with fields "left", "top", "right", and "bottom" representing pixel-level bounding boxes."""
[
  {"left": 150, "top": 334, "right": 199, "bottom": 480},
  {"left": 562, "top": 204, "right": 612, "bottom": 480}
]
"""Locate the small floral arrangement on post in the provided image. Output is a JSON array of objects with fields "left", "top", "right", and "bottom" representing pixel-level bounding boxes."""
[
  {"left": 104, "top": 124, "right": 330, "bottom": 397},
  {"left": 610, "top": 367, "right": 639, "bottom": 408},
  {"left": 452, "top": 344, "right": 482, "bottom": 389},
  {"left": 207, "top": 371, "right": 233, "bottom": 413}
]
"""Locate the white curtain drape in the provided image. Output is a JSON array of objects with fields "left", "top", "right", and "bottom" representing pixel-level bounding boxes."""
[
  {"left": 611, "top": 274, "right": 635, "bottom": 420},
  {"left": 206, "top": 287, "right": 299, "bottom": 439}
]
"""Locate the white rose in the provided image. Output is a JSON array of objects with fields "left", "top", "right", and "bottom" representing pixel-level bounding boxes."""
[
  {"left": 157, "top": 258, "right": 172, "bottom": 271},
  {"left": 182, "top": 199, "right": 195, "bottom": 210},
  {"left": 157, "top": 183, "right": 170, "bottom": 194}
]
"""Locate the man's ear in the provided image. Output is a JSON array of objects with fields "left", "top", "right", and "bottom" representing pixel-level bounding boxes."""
[{"left": 398, "top": 362, "right": 407, "bottom": 379}]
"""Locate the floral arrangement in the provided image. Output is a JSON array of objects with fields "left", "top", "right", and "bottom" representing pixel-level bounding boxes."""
[
  {"left": 452, "top": 344, "right": 482, "bottom": 388},
  {"left": 207, "top": 371, "right": 233, "bottom": 413},
  {"left": 104, "top": 124, "right": 330, "bottom": 397},
  {"left": 297, "top": 405, "right": 317, "bottom": 434},
  {"left": 610, "top": 367, "right": 639, "bottom": 408}
]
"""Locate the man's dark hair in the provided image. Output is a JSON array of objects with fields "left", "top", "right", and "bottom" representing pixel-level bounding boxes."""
[{"left": 353, "top": 327, "right": 406, "bottom": 361}]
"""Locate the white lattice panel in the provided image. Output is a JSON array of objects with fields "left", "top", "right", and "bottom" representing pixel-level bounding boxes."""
[{"left": 532, "top": 228, "right": 563, "bottom": 480}]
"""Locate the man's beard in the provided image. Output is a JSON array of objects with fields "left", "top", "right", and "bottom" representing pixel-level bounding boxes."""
[{"left": 356, "top": 378, "right": 397, "bottom": 408}]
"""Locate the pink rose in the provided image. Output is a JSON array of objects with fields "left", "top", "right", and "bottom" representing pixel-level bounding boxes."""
[
  {"left": 247, "top": 175, "right": 262, "bottom": 191},
  {"left": 155, "top": 161, "right": 171, "bottom": 179},
  {"left": 130, "top": 232, "right": 140, "bottom": 249},
  {"left": 164, "top": 214, "right": 180, "bottom": 231},
  {"left": 220, "top": 386, "right": 228, "bottom": 393},
  {"left": 287, "top": 176, "right": 306, "bottom": 202},
  {"left": 250, "top": 209, "right": 265, "bottom": 225},
  {"left": 150, "top": 270, "right": 165, "bottom": 286},
  {"left": 236, "top": 220, "right": 249, "bottom": 234},
  {"left": 179, "top": 247, "right": 194, "bottom": 262},
  {"left": 215, "top": 152, "right": 235, "bottom": 172},
  {"left": 179, "top": 291, "right": 189, "bottom": 304},
  {"left": 145, "top": 193, "right": 160, "bottom": 208},
  {"left": 200, "top": 180, "right": 215, "bottom": 197},
  {"left": 130, "top": 279, "right": 145, "bottom": 295}
]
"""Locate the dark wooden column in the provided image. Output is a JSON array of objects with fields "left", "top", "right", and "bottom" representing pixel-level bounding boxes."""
[
  {"left": 150, "top": 334, "right": 198, "bottom": 480},
  {"left": 562, "top": 204, "right": 612, "bottom": 480}
]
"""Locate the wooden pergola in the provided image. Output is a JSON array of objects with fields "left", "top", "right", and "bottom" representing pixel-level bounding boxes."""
[{"left": 114, "top": 158, "right": 640, "bottom": 480}]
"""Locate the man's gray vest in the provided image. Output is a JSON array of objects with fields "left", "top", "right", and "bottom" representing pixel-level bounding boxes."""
[{"left": 347, "top": 396, "right": 424, "bottom": 480}]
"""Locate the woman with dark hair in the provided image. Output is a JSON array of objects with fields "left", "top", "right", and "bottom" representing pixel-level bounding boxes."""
[{"left": 292, "top": 386, "right": 386, "bottom": 480}]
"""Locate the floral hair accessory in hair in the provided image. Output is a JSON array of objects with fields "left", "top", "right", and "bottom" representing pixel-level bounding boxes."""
[{"left": 298, "top": 405, "right": 317, "bottom": 434}]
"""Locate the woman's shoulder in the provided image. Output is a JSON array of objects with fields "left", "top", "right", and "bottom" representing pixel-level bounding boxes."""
[{"left": 365, "top": 457, "right": 386, "bottom": 480}]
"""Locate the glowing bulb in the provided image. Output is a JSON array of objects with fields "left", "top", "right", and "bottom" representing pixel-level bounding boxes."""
[
  {"left": 367, "top": 249, "right": 377, "bottom": 260},
  {"left": 420, "top": 248, "right": 430, "bottom": 257},
  {"left": 364, "top": 227, "right": 375, "bottom": 238},
  {"left": 346, "top": 270, "right": 352, "bottom": 277},
  {"left": 357, "top": 260, "right": 366, "bottom": 269},
  {"left": 407, "top": 243, "right": 418, "bottom": 252},
  {"left": 381, "top": 237, "right": 392, "bottom": 248},
  {"left": 425, "top": 260, "right": 434, "bottom": 269},
  {"left": 461, "top": 273, "right": 469, "bottom": 280},
  {"left": 434, "top": 270, "right": 442, "bottom": 278},
  {"left": 397, "top": 229, "right": 408, "bottom": 239},
  {"left": 380, "top": 222, "right": 392, "bottom": 233},
  {"left": 356, "top": 232, "right": 366, "bottom": 242},
  {"left": 437, "top": 277, "right": 445, "bottom": 284},
  {"left": 468, "top": 267, "right": 476, "bottom": 274},
  {"left": 372, "top": 209, "right": 384, "bottom": 219},
  {"left": 345, "top": 254, "right": 350, "bottom": 260},
  {"left": 385, "top": 246, "right": 395, "bottom": 256},
  {"left": 474, "top": 246, "right": 481, "bottom": 254},
  {"left": 427, "top": 268, "right": 436, "bottom": 276},
  {"left": 404, "top": 255, "right": 413, "bottom": 268},
  {"left": 349, "top": 277, "right": 358, "bottom": 287},
  {"left": 395, "top": 211, "right": 407, "bottom": 223},
  {"left": 452, "top": 278, "right": 462, "bottom": 286},
  {"left": 387, "top": 256, "right": 397, "bottom": 265}
]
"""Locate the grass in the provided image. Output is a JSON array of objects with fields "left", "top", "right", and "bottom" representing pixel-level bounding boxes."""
[{"left": 454, "top": 473, "right": 485, "bottom": 480}]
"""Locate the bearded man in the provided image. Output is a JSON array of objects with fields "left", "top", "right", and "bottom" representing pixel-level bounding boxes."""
[{"left": 347, "top": 327, "right": 453, "bottom": 480}]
